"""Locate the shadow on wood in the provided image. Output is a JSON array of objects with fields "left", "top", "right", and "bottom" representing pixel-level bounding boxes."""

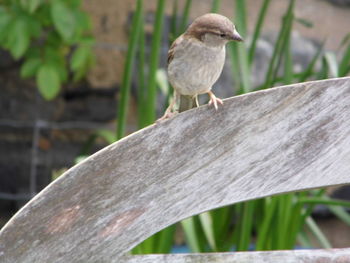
[{"left": 1, "top": 77, "right": 350, "bottom": 262}]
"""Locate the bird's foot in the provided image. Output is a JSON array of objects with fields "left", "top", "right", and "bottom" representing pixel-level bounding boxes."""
[
  {"left": 208, "top": 91, "right": 223, "bottom": 110},
  {"left": 156, "top": 110, "right": 178, "bottom": 122}
]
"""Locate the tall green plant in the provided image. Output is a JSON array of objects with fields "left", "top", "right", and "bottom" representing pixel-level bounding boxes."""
[
  {"left": 0, "top": 0, "right": 95, "bottom": 100},
  {"left": 117, "top": 0, "right": 143, "bottom": 139},
  {"left": 143, "top": 0, "right": 166, "bottom": 125}
]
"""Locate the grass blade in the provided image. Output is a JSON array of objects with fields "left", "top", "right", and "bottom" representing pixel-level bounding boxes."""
[
  {"left": 211, "top": 0, "right": 221, "bottom": 13},
  {"left": 305, "top": 216, "right": 332, "bottom": 248},
  {"left": 179, "top": 0, "right": 192, "bottom": 34},
  {"left": 323, "top": 51, "right": 339, "bottom": 78},
  {"left": 181, "top": 217, "right": 203, "bottom": 252},
  {"left": 117, "top": 0, "right": 143, "bottom": 139},
  {"left": 297, "top": 230, "right": 313, "bottom": 248},
  {"left": 235, "top": 0, "right": 247, "bottom": 37},
  {"left": 276, "top": 194, "right": 293, "bottom": 249},
  {"left": 339, "top": 42, "right": 350, "bottom": 76},
  {"left": 199, "top": 212, "right": 217, "bottom": 251},
  {"left": 233, "top": 0, "right": 251, "bottom": 94},
  {"left": 137, "top": 10, "right": 147, "bottom": 128},
  {"left": 317, "top": 55, "right": 329, "bottom": 79},
  {"left": 312, "top": 195, "right": 350, "bottom": 227},
  {"left": 211, "top": 206, "right": 233, "bottom": 251},
  {"left": 154, "top": 224, "right": 176, "bottom": 253},
  {"left": 170, "top": 0, "right": 179, "bottom": 41},
  {"left": 144, "top": 0, "right": 165, "bottom": 124},
  {"left": 228, "top": 42, "right": 241, "bottom": 93},
  {"left": 328, "top": 205, "right": 350, "bottom": 226},
  {"left": 248, "top": 0, "right": 271, "bottom": 64},
  {"left": 298, "top": 41, "right": 324, "bottom": 82},
  {"left": 237, "top": 201, "right": 255, "bottom": 251},
  {"left": 256, "top": 197, "right": 278, "bottom": 250},
  {"left": 283, "top": 27, "right": 293, "bottom": 85},
  {"left": 262, "top": 0, "right": 295, "bottom": 89},
  {"left": 299, "top": 197, "right": 350, "bottom": 208}
]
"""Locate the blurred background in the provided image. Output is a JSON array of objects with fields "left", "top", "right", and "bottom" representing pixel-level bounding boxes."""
[{"left": 0, "top": 0, "right": 350, "bottom": 254}]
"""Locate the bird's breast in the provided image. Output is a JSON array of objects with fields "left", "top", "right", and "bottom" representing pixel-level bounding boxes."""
[{"left": 168, "top": 41, "right": 226, "bottom": 96}]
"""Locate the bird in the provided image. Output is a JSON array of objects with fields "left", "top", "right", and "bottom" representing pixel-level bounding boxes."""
[{"left": 159, "top": 13, "right": 243, "bottom": 120}]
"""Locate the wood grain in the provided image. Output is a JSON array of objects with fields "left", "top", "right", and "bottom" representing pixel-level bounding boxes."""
[
  {"left": 122, "top": 249, "right": 350, "bottom": 263},
  {"left": 0, "top": 77, "right": 349, "bottom": 262}
]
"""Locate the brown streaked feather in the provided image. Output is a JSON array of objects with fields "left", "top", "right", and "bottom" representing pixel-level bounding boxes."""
[{"left": 167, "top": 35, "right": 184, "bottom": 65}]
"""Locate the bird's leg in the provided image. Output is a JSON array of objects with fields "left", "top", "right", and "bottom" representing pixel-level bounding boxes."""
[
  {"left": 207, "top": 91, "right": 223, "bottom": 110},
  {"left": 157, "top": 90, "right": 179, "bottom": 121},
  {"left": 193, "top": 95, "right": 199, "bottom": 107}
]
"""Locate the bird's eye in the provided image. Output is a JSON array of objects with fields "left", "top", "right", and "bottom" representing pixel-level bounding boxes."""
[{"left": 220, "top": 33, "right": 226, "bottom": 38}]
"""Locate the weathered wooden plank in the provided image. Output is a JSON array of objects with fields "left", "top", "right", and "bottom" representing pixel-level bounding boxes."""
[
  {"left": 0, "top": 78, "right": 349, "bottom": 262},
  {"left": 122, "top": 249, "right": 350, "bottom": 263}
]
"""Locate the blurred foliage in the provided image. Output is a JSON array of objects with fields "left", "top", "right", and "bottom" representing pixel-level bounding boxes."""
[{"left": 0, "top": 0, "right": 95, "bottom": 100}]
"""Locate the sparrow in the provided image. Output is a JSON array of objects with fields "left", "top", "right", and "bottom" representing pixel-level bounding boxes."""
[{"left": 159, "top": 13, "right": 243, "bottom": 120}]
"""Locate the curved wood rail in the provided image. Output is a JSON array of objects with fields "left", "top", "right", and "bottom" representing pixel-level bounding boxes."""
[
  {"left": 0, "top": 77, "right": 350, "bottom": 262},
  {"left": 122, "top": 248, "right": 350, "bottom": 262}
]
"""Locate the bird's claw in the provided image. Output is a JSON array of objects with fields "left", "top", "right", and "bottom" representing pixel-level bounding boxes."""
[
  {"left": 156, "top": 111, "right": 178, "bottom": 122},
  {"left": 208, "top": 92, "right": 223, "bottom": 110}
]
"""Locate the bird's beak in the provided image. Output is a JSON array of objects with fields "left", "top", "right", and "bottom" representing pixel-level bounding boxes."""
[{"left": 231, "top": 29, "right": 243, "bottom": 42}]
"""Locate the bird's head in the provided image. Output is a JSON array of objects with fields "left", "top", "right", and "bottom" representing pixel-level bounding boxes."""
[{"left": 185, "top": 13, "right": 243, "bottom": 47}]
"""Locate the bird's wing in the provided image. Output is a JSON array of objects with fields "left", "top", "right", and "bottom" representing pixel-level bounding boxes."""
[{"left": 167, "top": 34, "right": 184, "bottom": 65}]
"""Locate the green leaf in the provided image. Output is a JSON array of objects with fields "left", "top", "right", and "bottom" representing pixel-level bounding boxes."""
[
  {"left": 26, "top": 16, "right": 42, "bottom": 37},
  {"left": 35, "top": 3, "right": 52, "bottom": 26},
  {"left": 71, "top": 46, "right": 90, "bottom": 71},
  {"left": 51, "top": 0, "right": 76, "bottom": 41},
  {"left": 69, "top": 0, "right": 82, "bottom": 8},
  {"left": 7, "top": 19, "right": 30, "bottom": 59},
  {"left": 57, "top": 64, "right": 69, "bottom": 83},
  {"left": 26, "top": 0, "right": 42, "bottom": 14},
  {"left": 36, "top": 64, "right": 61, "bottom": 100},
  {"left": 42, "top": 45, "right": 69, "bottom": 83},
  {"left": 26, "top": 46, "right": 41, "bottom": 59},
  {"left": 78, "top": 36, "right": 95, "bottom": 46},
  {"left": 0, "top": 10, "right": 11, "bottom": 43},
  {"left": 20, "top": 57, "right": 41, "bottom": 78},
  {"left": 70, "top": 45, "right": 94, "bottom": 81},
  {"left": 74, "top": 10, "right": 91, "bottom": 32},
  {"left": 45, "top": 31, "right": 63, "bottom": 48}
]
